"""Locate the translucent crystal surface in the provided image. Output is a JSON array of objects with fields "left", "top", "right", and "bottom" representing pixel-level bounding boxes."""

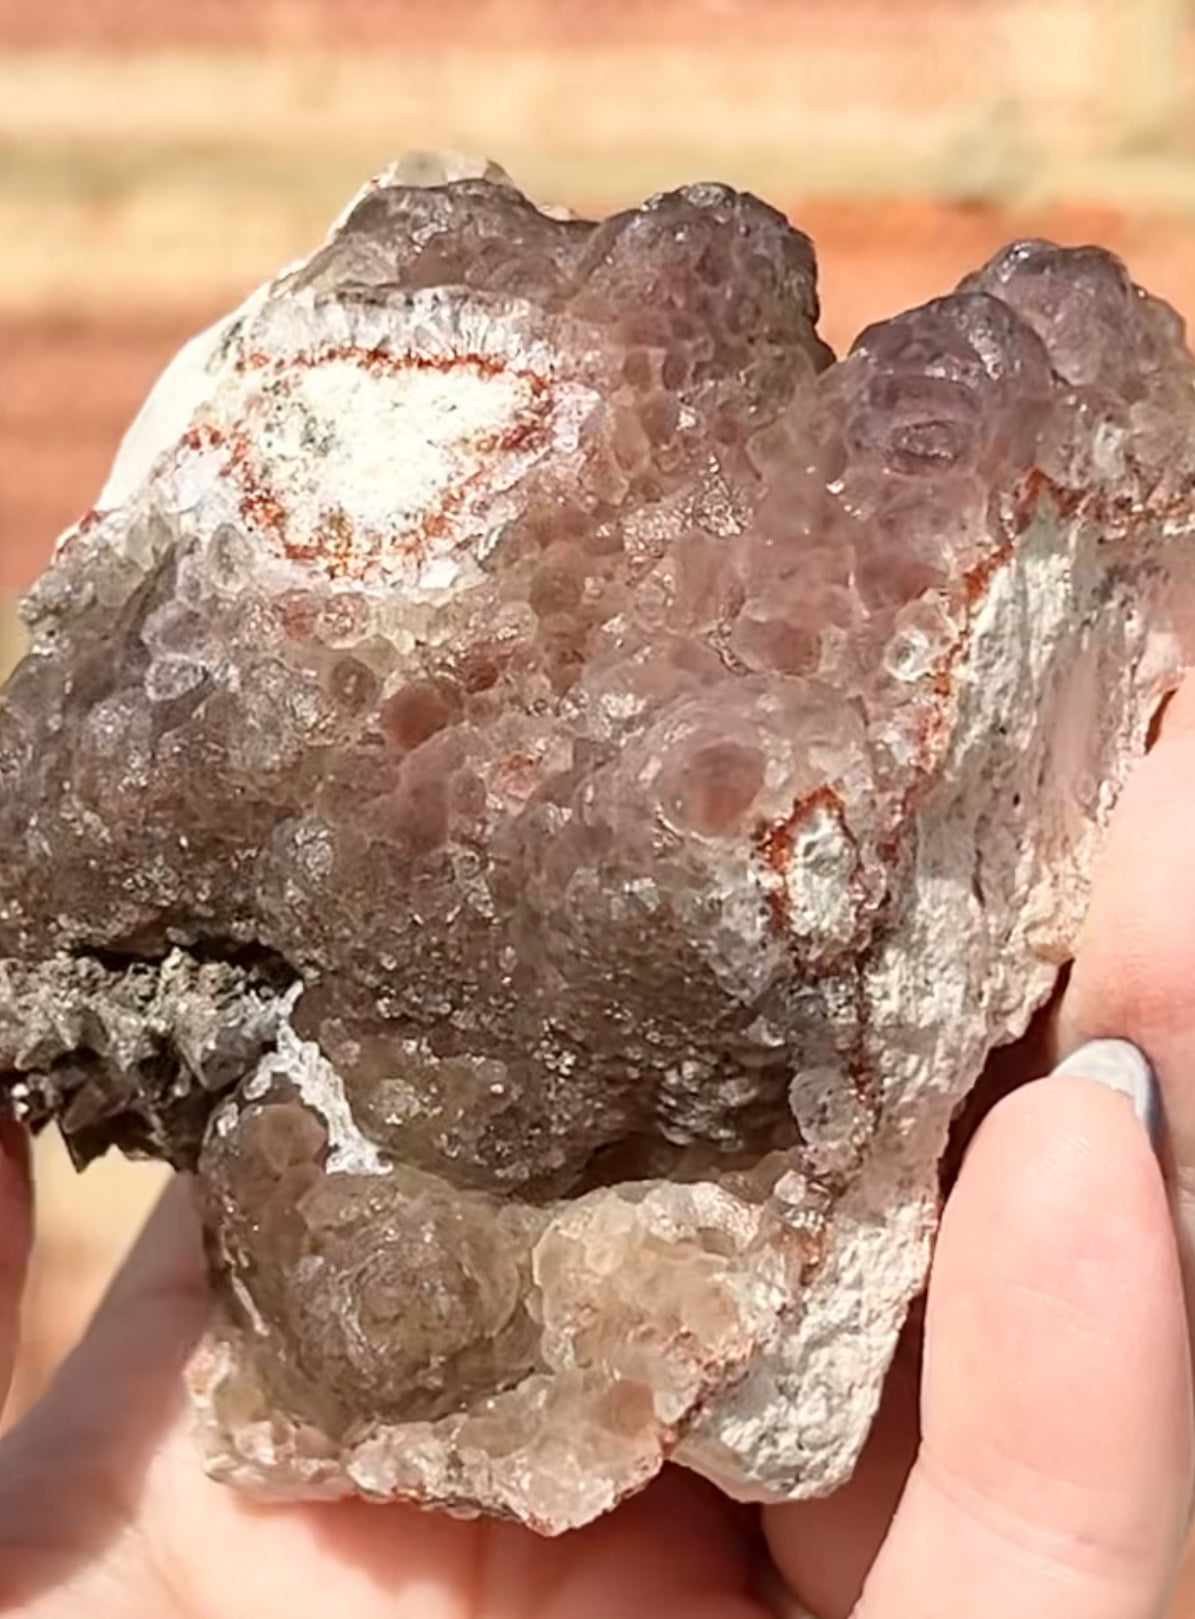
[{"left": 2, "top": 153, "right": 1193, "bottom": 1532}]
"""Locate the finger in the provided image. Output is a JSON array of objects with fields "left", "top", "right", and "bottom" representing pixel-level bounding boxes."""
[
  {"left": 1060, "top": 670, "right": 1195, "bottom": 1308},
  {"left": 0, "top": 1116, "right": 32, "bottom": 1407},
  {"left": 0, "top": 1175, "right": 207, "bottom": 1597},
  {"left": 761, "top": 1310, "right": 920, "bottom": 1618},
  {"left": 854, "top": 1055, "right": 1193, "bottom": 1619}
]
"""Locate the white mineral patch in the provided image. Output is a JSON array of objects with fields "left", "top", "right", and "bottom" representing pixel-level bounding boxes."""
[
  {"left": 225, "top": 355, "right": 546, "bottom": 584},
  {"left": 784, "top": 806, "right": 859, "bottom": 953}
]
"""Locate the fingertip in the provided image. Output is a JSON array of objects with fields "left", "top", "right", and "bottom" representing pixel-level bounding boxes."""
[
  {"left": 950, "top": 1065, "right": 1174, "bottom": 1338},
  {"left": 928, "top": 1068, "right": 1188, "bottom": 1509},
  {"left": 858, "top": 1063, "right": 1192, "bottom": 1618}
]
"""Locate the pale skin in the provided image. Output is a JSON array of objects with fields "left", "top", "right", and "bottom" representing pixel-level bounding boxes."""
[{"left": 2, "top": 681, "right": 1195, "bottom": 1619}]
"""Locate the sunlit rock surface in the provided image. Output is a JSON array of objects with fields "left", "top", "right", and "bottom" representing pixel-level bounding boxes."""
[{"left": 2, "top": 151, "right": 1193, "bottom": 1532}]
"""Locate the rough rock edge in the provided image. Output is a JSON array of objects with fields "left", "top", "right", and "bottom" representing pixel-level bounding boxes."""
[
  {"left": 0, "top": 948, "right": 292, "bottom": 1169},
  {"left": 155, "top": 158, "right": 1188, "bottom": 1508},
  {"left": 4, "top": 154, "right": 1191, "bottom": 1528},
  {"left": 190, "top": 998, "right": 810, "bottom": 1529},
  {"left": 679, "top": 499, "right": 1185, "bottom": 1497}
]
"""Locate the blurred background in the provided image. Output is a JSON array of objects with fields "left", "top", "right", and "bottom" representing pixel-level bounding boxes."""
[{"left": 3, "top": 0, "right": 1195, "bottom": 1599}]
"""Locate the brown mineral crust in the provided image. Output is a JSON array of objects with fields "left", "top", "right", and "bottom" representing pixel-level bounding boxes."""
[
  {"left": 2, "top": 156, "right": 1193, "bottom": 1531},
  {"left": 200, "top": 1080, "right": 547, "bottom": 1431},
  {"left": 0, "top": 951, "right": 287, "bottom": 1168}
]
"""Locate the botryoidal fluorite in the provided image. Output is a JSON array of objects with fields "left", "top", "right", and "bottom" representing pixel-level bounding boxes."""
[{"left": 2, "top": 152, "right": 1193, "bottom": 1531}]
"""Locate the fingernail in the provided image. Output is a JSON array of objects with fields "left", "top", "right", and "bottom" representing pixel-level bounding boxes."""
[{"left": 1051, "top": 1038, "right": 1163, "bottom": 1155}]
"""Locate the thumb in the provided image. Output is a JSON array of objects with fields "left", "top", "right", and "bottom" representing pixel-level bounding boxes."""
[
  {"left": 0, "top": 1175, "right": 206, "bottom": 1608},
  {"left": 857, "top": 1044, "right": 1193, "bottom": 1619},
  {"left": 0, "top": 1116, "right": 32, "bottom": 1409}
]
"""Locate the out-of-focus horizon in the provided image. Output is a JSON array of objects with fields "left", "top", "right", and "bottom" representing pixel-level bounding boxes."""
[
  {"left": 6, "top": 0, "right": 1195, "bottom": 602},
  {"left": 3, "top": 0, "right": 1195, "bottom": 1599}
]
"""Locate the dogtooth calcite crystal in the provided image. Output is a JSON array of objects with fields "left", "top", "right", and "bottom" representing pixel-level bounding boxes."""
[{"left": 2, "top": 150, "right": 1193, "bottom": 1532}]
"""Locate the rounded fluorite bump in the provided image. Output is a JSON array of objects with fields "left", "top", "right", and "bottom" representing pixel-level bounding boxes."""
[{"left": 1, "top": 155, "right": 1193, "bottom": 1531}]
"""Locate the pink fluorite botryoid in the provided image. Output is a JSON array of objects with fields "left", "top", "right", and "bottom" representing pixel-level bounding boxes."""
[{"left": 1, "top": 153, "right": 1192, "bottom": 1530}]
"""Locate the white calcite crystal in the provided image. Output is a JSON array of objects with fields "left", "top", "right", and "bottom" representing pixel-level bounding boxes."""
[{"left": 1, "top": 154, "right": 1193, "bottom": 1532}]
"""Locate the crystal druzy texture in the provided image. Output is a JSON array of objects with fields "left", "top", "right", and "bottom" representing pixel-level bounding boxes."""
[{"left": 2, "top": 152, "right": 1194, "bottom": 1532}]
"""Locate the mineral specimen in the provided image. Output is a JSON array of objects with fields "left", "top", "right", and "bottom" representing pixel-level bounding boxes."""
[{"left": 1, "top": 150, "right": 1192, "bottom": 1533}]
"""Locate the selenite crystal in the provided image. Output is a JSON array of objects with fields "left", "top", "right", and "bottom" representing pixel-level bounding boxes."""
[{"left": 2, "top": 151, "right": 1194, "bottom": 1532}]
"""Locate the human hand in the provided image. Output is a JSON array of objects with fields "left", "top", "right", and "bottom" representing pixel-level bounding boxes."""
[{"left": 0, "top": 688, "right": 1191, "bottom": 1619}]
